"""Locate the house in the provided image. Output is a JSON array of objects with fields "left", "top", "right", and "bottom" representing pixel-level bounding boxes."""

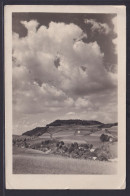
[{"left": 90, "top": 148, "right": 95, "bottom": 152}]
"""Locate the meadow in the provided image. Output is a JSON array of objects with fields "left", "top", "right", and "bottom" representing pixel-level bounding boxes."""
[
  {"left": 13, "top": 147, "right": 117, "bottom": 174},
  {"left": 13, "top": 123, "right": 118, "bottom": 174}
]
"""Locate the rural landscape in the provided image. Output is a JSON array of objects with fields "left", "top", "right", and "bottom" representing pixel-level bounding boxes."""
[
  {"left": 13, "top": 119, "right": 118, "bottom": 174},
  {"left": 12, "top": 13, "right": 118, "bottom": 175}
]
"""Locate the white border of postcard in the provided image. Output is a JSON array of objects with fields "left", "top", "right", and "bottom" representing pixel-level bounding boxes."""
[{"left": 4, "top": 5, "right": 126, "bottom": 189}]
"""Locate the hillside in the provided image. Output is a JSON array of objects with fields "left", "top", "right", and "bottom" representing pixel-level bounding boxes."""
[
  {"left": 14, "top": 119, "right": 118, "bottom": 165},
  {"left": 22, "top": 119, "right": 118, "bottom": 136},
  {"left": 98, "top": 123, "right": 118, "bottom": 128},
  {"left": 47, "top": 119, "right": 103, "bottom": 126},
  {"left": 22, "top": 119, "right": 103, "bottom": 136},
  {"left": 22, "top": 127, "right": 48, "bottom": 136},
  {"left": 22, "top": 119, "right": 117, "bottom": 137}
]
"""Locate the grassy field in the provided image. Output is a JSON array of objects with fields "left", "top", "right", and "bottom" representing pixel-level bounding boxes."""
[
  {"left": 13, "top": 147, "right": 117, "bottom": 174},
  {"left": 14, "top": 124, "right": 118, "bottom": 145},
  {"left": 38, "top": 125, "right": 118, "bottom": 147},
  {"left": 13, "top": 124, "right": 118, "bottom": 174}
]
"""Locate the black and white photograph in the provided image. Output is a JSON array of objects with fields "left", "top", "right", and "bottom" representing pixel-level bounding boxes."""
[{"left": 5, "top": 5, "right": 126, "bottom": 189}]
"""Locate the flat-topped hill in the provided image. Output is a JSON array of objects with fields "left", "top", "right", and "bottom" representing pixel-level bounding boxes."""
[
  {"left": 46, "top": 119, "right": 103, "bottom": 126},
  {"left": 22, "top": 119, "right": 117, "bottom": 138}
]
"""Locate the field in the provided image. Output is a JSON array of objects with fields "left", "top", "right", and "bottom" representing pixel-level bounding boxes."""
[
  {"left": 13, "top": 124, "right": 118, "bottom": 174},
  {"left": 13, "top": 147, "right": 117, "bottom": 174},
  {"left": 19, "top": 125, "right": 117, "bottom": 150}
]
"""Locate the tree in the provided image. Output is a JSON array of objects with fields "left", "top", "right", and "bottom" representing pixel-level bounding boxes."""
[
  {"left": 89, "top": 144, "right": 93, "bottom": 149},
  {"left": 100, "top": 134, "right": 106, "bottom": 142},
  {"left": 73, "top": 142, "right": 78, "bottom": 149},
  {"left": 100, "top": 134, "right": 110, "bottom": 142},
  {"left": 60, "top": 141, "right": 64, "bottom": 146},
  {"left": 13, "top": 139, "right": 16, "bottom": 145}
]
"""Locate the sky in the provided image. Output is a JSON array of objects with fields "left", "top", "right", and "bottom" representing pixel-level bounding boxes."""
[{"left": 12, "top": 13, "right": 117, "bottom": 135}]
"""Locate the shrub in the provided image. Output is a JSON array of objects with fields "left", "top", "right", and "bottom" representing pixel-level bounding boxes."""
[
  {"left": 45, "top": 140, "right": 50, "bottom": 145},
  {"left": 62, "top": 145, "right": 68, "bottom": 152},
  {"left": 60, "top": 141, "right": 64, "bottom": 145},
  {"left": 13, "top": 139, "right": 16, "bottom": 145},
  {"left": 56, "top": 142, "right": 60, "bottom": 147},
  {"left": 94, "top": 144, "right": 111, "bottom": 161},
  {"left": 98, "top": 152, "right": 108, "bottom": 161},
  {"left": 73, "top": 142, "right": 78, "bottom": 149},
  {"left": 68, "top": 146, "right": 74, "bottom": 153},
  {"left": 80, "top": 144, "right": 89, "bottom": 149},
  {"left": 24, "top": 142, "right": 28, "bottom": 148},
  {"left": 71, "top": 143, "right": 74, "bottom": 148},
  {"left": 100, "top": 134, "right": 109, "bottom": 142},
  {"left": 89, "top": 144, "right": 93, "bottom": 149}
]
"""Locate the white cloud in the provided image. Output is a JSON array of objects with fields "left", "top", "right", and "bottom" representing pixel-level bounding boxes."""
[
  {"left": 21, "top": 20, "right": 39, "bottom": 35},
  {"left": 66, "top": 112, "right": 76, "bottom": 115},
  {"left": 111, "top": 17, "right": 117, "bottom": 52},
  {"left": 75, "top": 97, "right": 93, "bottom": 110},
  {"left": 12, "top": 20, "right": 117, "bottom": 133},
  {"left": 112, "top": 17, "right": 117, "bottom": 34},
  {"left": 84, "top": 19, "right": 110, "bottom": 34},
  {"left": 13, "top": 20, "right": 117, "bottom": 98}
]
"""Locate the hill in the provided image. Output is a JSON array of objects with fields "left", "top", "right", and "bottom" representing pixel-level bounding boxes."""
[
  {"left": 98, "top": 123, "right": 118, "bottom": 128},
  {"left": 14, "top": 119, "right": 118, "bottom": 164},
  {"left": 22, "top": 127, "right": 48, "bottom": 137},
  {"left": 22, "top": 119, "right": 103, "bottom": 136},
  {"left": 47, "top": 119, "right": 103, "bottom": 127},
  {"left": 22, "top": 119, "right": 118, "bottom": 137}
]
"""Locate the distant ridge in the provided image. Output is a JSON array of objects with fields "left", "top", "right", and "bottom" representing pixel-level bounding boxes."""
[
  {"left": 46, "top": 119, "right": 103, "bottom": 127},
  {"left": 22, "top": 119, "right": 118, "bottom": 137},
  {"left": 98, "top": 122, "right": 118, "bottom": 128}
]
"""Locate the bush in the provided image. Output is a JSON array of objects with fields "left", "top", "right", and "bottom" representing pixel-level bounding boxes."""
[
  {"left": 62, "top": 145, "right": 68, "bottom": 152},
  {"left": 68, "top": 146, "right": 74, "bottom": 153},
  {"left": 98, "top": 154, "right": 108, "bottom": 161},
  {"left": 45, "top": 140, "right": 50, "bottom": 145},
  {"left": 73, "top": 142, "right": 78, "bottom": 149},
  {"left": 94, "top": 144, "right": 111, "bottom": 161},
  {"left": 100, "top": 134, "right": 109, "bottom": 142},
  {"left": 60, "top": 141, "right": 64, "bottom": 145},
  {"left": 56, "top": 142, "right": 60, "bottom": 147},
  {"left": 89, "top": 144, "right": 93, "bottom": 149},
  {"left": 13, "top": 139, "right": 16, "bottom": 145},
  {"left": 80, "top": 144, "right": 89, "bottom": 149}
]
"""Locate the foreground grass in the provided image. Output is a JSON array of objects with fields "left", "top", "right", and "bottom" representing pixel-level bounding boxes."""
[{"left": 13, "top": 148, "right": 117, "bottom": 174}]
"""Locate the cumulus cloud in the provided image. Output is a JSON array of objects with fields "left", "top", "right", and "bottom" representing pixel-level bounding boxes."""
[
  {"left": 112, "top": 17, "right": 117, "bottom": 34},
  {"left": 84, "top": 19, "right": 110, "bottom": 34},
  {"left": 111, "top": 17, "right": 117, "bottom": 52},
  {"left": 66, "top": 112, "right": 76, "bottom": 115},
  {"left": 21, "top": 20, "right": 39, "bottom": 35},
  {"left": 12, "top": 20, "right": 117, "bottom": 133}
]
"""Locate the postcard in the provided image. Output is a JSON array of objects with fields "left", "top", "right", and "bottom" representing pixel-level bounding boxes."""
[{"left": 4, "top": 5, "right": 126, "bottom": 189}]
